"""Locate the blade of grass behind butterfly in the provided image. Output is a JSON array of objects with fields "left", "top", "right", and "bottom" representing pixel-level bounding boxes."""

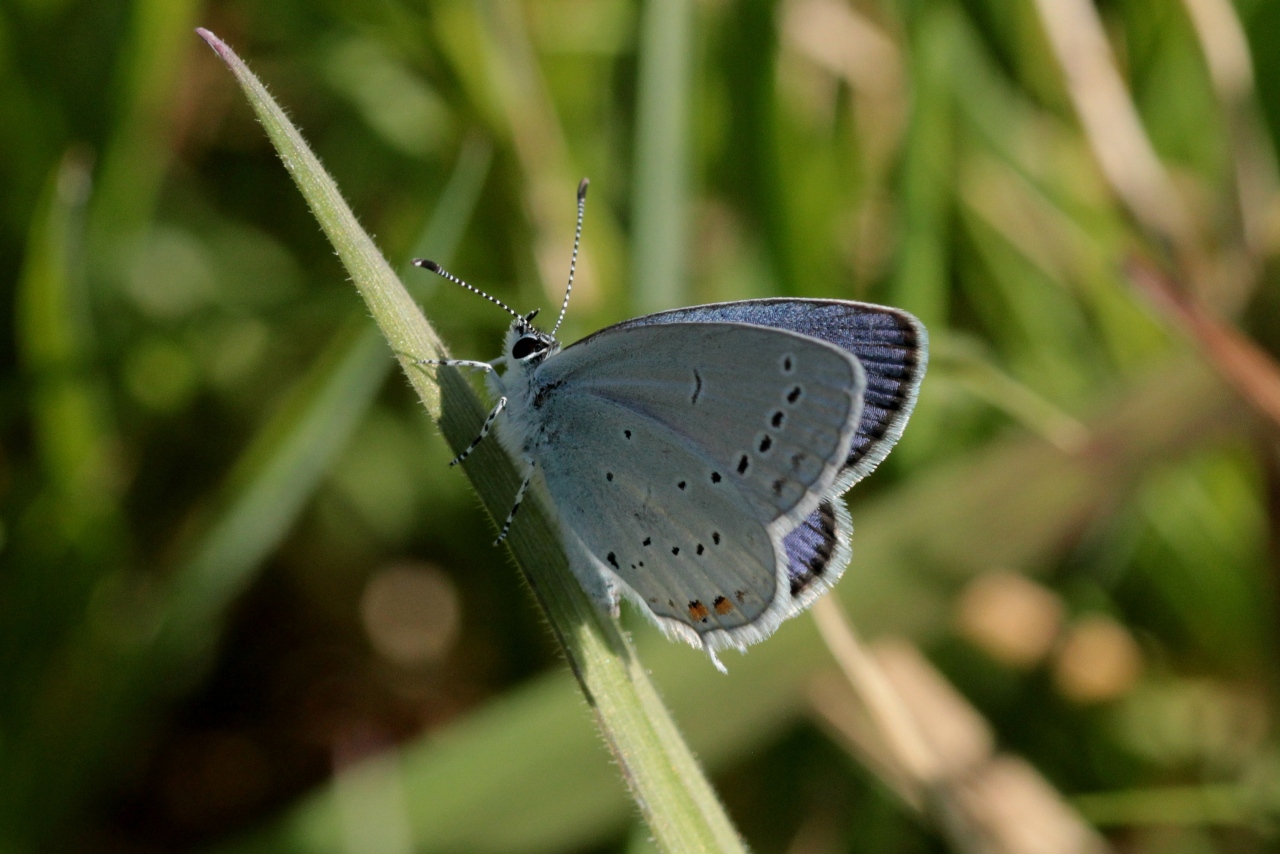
[
  {"left": 197, "top": 28, "right": 747, "bottom": 854},
  {"left": 431, "top": 1, "right": 624, "bottom": 323},
  {"left": 719, "top": 0, "right": 794, "bottom": 297},
  {"left": 87, "top": 0, "right": 204, "bottom": 259},
  {"left": 210, "top": 353, "right": 1237, "bottom": 854},
  {"left": 890, "top": 4, "right": 956, "bottom": 331},
  {"left": 631, "top": 0, "right": 694, "bottom": 314},
  {"left": 885, "top": 4, "right": 958, "bottom": 469},
  {"left": 4, "top": 132, "right": 491, "bottom": 852}
]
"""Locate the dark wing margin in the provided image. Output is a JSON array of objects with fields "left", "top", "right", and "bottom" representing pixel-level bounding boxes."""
[
  {"left": 603, "top": 298, "right": 927, "bottom": 487},
  {"left": 781, "top": 498, "right": 852, "bottom": 609},
  {"left": 783, "top": 500, "right": 837, "bottom": 596}
]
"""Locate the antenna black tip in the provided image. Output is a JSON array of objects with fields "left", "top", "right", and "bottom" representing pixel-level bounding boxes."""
[
  {"left": 414, "top": 258, "right": 440, "bottom": 272},
  {"left": 577, "top": 178, "right": 589, "bottom": 201}
]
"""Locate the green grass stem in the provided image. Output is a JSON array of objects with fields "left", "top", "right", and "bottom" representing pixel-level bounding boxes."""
[
  {"left": 631, "top": 0, "right": 694, "bottom": 313},
  {"left": 198, "top": 27, "right": 747, "bottom": 854}
]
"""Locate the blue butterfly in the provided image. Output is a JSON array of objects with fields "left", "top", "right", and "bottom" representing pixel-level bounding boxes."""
[{"left": 416, "top": 180, "right": 926, "bottom": 670}]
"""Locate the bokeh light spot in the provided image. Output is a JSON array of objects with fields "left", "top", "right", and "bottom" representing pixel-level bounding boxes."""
[{"left": 360, "top": 562, "right": 460, "bottom": 666}]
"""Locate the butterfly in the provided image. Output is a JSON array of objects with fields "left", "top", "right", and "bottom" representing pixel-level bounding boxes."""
[{"left": 414, "top": 180, "right": 926, "bottom": 671}]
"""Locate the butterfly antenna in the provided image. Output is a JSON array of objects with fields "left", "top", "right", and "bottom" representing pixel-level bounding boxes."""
[
  {"left": 551, "top": 178, "right": 588, "bottom": 336},
  {"left": 413, "top": 259, "right": 523, "bottom": 322}
]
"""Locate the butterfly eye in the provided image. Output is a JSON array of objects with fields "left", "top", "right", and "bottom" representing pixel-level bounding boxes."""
[{"left": 511, "top": 336, "right": 546, "bottom": 360}]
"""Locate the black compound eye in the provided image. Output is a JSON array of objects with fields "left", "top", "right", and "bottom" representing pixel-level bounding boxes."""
[{"left": 511, "top": 336, "right": 544, "bottom": 360}]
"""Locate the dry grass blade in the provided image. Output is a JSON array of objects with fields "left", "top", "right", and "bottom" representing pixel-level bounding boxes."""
[
  {"left": 1181, "top": 0, "right": 1279, "bottom": 260},
  {"left": 810, "top": 598, "right": 943, "bottom": 790},
  {"left": 1031, "top": 0, "right": 1196, "bottom": 254},
  {"left": 1128, "top": 257, "right": 1280, "bottom": 429},
  {"left": 809, "top": 614, "right": 1112, "bottom": 854}
]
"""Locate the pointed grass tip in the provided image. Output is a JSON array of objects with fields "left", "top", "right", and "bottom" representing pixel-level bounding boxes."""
[{"left": 195, "top": 27, "right": 230, "bottom": 59}]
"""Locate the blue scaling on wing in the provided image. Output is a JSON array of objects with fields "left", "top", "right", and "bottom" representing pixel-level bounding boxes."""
[
  {"left": 611, "top": 299, "right": 928, "bottom": 486},
  {"left": 781, "top": 500, "right": 840, "bottom": 597}
]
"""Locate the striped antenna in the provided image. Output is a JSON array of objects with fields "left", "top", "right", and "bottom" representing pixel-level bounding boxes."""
[
  {"left": 413, "top": 259, "right": 523, "bottom": 322},
  {"left": 551, "top": 178, "right": 589, "bottom": 336}
]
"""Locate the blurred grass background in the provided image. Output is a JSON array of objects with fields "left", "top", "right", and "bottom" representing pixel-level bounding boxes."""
[{"left": 2, "top": 0, "right": 1280, "bottom": 851}]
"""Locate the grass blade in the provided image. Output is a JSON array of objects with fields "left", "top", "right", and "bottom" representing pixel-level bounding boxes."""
[
  {"left": 198, "top": 27, "right": 747, "bottom": 853},
  {"left": 631, "top": 0, "right": 694, "bottom": 313},
  {"left": 891, "top": 6, "right": 957, "bottom": 331},
  {"left": 89, "top": 0, "right": 205, "bottom": 253}
]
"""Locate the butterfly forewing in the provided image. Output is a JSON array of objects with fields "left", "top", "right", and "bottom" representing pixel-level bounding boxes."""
[
  {"left": 545, "top": 322, "right": 865, "bottom": 526},
  {"left": 613, "top": 299, "right": 927, "bottom": 489}
]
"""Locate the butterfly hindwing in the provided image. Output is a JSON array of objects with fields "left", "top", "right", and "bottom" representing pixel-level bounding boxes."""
[
  {"left": 537, "top": 388, "right": 779, "bottom": 639},
  {"left": 782, "top": 498, "right": 852, "bottom": 610}
]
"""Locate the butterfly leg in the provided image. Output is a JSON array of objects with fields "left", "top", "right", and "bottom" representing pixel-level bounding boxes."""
[
  {"left": 494, "top": 457, "right": 535, "bottom": 546},
  {"left": 450, "top": 396, "right": 506, "bottom": 467},
  {"left": 413, "top": 358, "right": 496, "bottom": 374}
]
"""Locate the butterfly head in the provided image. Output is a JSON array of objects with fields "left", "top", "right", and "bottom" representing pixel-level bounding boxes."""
[
  {"left": 506, "top": 309, "right": 560, "bottom": 366},
  {"left": 415, "top": 178, "right": 589, "bottom": 372}
]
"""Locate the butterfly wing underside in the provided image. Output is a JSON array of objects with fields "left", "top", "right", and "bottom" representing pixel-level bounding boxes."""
[
  {"left": 531, "top": 321, "right": 865, "bottom": 649},
  {"left": 607, "top": 299, "right": 926, "bottom": 620},
  {"left": 615, "top": 299, "right": 927, "bottom": 490}
]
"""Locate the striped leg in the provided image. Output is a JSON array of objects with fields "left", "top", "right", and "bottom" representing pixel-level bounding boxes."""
[
  {"left": 450, "top": 396, "right": 506, "bottom": 467},
  {"left": 494, "top": 457, "right": 536, "bottom": 545}
]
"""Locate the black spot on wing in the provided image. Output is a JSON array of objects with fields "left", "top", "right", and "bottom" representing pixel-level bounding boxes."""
[{"left": 609, "top": 299, "right": 925, "bottom": 480}]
